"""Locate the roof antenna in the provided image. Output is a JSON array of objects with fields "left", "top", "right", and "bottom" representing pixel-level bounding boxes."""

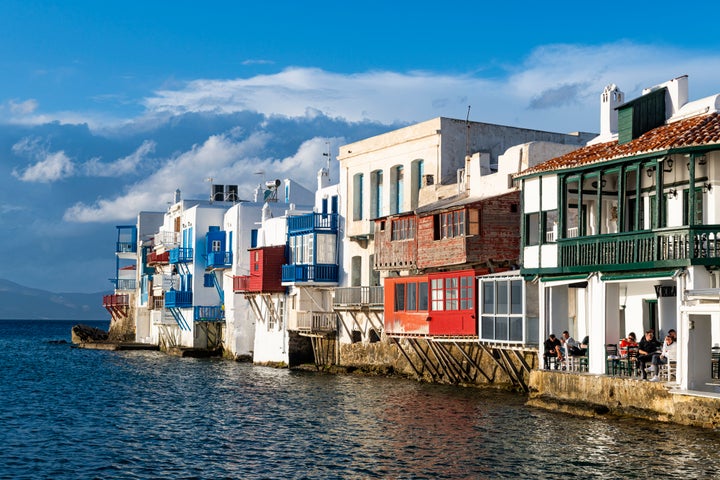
[{"left": 465, "top": 105, "right": 471, "bottom": 158}]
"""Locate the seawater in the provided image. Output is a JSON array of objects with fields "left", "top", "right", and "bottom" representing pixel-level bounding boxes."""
[{"left": 2, "top": 320, "right": 720, "bottom": 479}]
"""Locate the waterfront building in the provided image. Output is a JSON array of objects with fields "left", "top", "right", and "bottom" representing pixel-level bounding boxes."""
[
  {"left": 336, "top": 119, "right": 593, "bottom": 354},
  {"left": 376, "top": 141, "right": 583, "bottom": 388},
  {"left": 516, "top": 75, "right": 720, "bottom": 392}
]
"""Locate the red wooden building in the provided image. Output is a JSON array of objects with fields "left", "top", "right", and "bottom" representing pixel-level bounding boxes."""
[{"left": 233, "top": 245, "right": 286, "bottom": 293}]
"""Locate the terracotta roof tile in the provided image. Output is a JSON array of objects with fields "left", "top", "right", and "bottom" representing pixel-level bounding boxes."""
[{"left": 517, "top": 113, "right": 720, "bottom": 177}]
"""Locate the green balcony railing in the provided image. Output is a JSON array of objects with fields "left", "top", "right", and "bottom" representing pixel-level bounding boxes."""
[{"left": 557, "top": 225, "right": 720, "bottom": 273}]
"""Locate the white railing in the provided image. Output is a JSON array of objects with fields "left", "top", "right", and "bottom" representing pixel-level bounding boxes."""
[
  {"left": 567, "top": 227, "right": 579, "bottom": 238},
  {"left": 155, "top": 230, "right": 180, "bottom": 248},
  {"left": 289, "top": 311, "right": 336, "bottom": 333}
]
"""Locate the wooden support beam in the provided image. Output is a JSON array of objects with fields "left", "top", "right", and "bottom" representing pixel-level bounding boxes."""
[{"left": 390, "top": 336, "right": 424, "bottom": 380}]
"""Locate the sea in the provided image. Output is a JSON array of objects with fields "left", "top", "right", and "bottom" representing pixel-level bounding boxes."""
[{"left": 3, "top": 319, "right": 720, "bottom": 479}]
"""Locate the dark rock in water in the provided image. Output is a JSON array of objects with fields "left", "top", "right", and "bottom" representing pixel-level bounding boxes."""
[{"left": 71, "top": 324, "right": 109, "bottom": 344}]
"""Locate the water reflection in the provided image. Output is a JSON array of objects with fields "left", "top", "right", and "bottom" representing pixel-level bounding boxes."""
[{"left": 3, "top": 321, "right": 720, "bottom": 479}]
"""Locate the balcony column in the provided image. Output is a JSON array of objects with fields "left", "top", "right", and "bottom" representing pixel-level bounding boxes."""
[
  {"left": 655, "top": 159, "right": 664, "bottom": 228},
  {"left": 689, "top": 154, "right": 697, "bottom": 226}
]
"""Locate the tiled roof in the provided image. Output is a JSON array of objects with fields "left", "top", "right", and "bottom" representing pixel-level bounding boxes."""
[{"left": 517, "top": 112, "right": 720, "bottom": 177}]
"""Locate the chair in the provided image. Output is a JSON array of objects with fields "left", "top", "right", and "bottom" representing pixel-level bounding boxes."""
[
  {"left": 619, "top": 346, "right": 640, "bottom": 377},
  {"left": 578, "top": 346, "right": 589, "bottom": 372},
  {"left": 606, "top": 344, "right": 620, "bottom": 375},
  {"left": 660, "top": 360, "right": 677, "bottom": 382},
  {"left": 712, "top": 348, "right": 720, "bottom": 379}
]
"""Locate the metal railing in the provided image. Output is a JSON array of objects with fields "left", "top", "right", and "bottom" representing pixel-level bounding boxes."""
[
  {"left": 282, "top": 264, "right": 338, "bottom": 283},
  {"left": 287, "top": 213, "right": 338, "bottom": 233},
  {"left": 169, "top": 247, "right": 193, "bottom": 264},
  {"left": 155, "top": 231, "right": 179, "bottom": 248}
]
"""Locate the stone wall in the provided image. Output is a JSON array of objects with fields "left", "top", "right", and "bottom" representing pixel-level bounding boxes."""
[{"left": 528, "top": 370, "right": 720, "bottom": 429}]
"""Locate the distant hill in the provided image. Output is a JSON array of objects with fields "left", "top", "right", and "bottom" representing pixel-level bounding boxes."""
[{"left": 0, "top": 279, "right": 110, "bottom": 320}]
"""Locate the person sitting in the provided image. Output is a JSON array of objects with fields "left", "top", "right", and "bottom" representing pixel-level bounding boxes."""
[
  {"left": 619, "top": 332, "right": 638, "bottom": 357},
  {"left": 544, "top": 334, "right": 563, "bottom": 369},
  {"left": 637, "top": 330, "right": 662, "bottom": 379},
  {"left": 647, "top": 335, "right": 677, "bottom": 381},
  {"left": 561, "top": 331, "right": 581, "bottom": 356},
  {"left": 576, "top": 335, "right": 589, "bottom": 356}
]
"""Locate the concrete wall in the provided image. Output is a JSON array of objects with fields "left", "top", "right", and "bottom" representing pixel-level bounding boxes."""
[{"left": 528, "top": 370, "right": 720, "bottom": 429}]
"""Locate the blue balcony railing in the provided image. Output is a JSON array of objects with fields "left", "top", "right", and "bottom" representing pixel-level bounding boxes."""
[
  {"left": 287, "top": 213, "right": 338, "bottom": 234},
  {"left": 169, "top": 247, "right": 194, "bottom": 264},
  {"left": 194, "top": 305, "right": 225, "bottom": 322},
  {"left": 282, "top": 264, "right": 339, "bottom": 283},
  {"left": 164, "top": 290, "right": 193, "bottom": 308},
  {"left": 206, "top": 251, "right": 233, "bottom": 269}
]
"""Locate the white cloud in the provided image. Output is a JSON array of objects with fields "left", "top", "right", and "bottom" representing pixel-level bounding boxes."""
[
  {"left": 139, "top": 42, "right": 720, "bottom": 134},
  {"left": 12, "top": 150, "right": 75, "bottom": 183},
  {"left": 83, "top": 140, "right": 156, "bottom": 177},
  {"left": 8, "top": 99, "right": 39, "bottom": 115},
  {"left": 63, "top": 133, "right": 343, "bottom": 222}
]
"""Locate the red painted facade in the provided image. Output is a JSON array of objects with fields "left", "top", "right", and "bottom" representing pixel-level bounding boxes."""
[
  {"left": 233, "top": 245, "right": 286, "bottom": 293},
  {"left": 384, "top": 269, "right": 483, "bottom": 336}
]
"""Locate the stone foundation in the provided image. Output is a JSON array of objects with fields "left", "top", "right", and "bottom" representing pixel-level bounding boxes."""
[{"left": 528, "top": 370, "right": 720, "bottom": 429}]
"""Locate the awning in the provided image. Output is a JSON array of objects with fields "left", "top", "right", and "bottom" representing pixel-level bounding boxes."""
[{"left": 600, "top": 269, "right": 681, "bottom": 282}]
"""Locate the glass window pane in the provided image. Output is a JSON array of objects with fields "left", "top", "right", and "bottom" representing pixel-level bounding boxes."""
[
  {"left": 418, "top": 282, "right": 428, "bottom": 310},
  {"left": 407, "top": 283, "right": 417, "bottom": 311},
  {"left": 510, "top": 280, "right": 522, "bottom": 314},
  {"left": 481, "top": 316, "right": 494, "bottom": 339},
  {"left": 509, "top": 317, "right": 523, "bottom": 341},
  {"left": 395, "top": 283, "right": 405, "bottom": 311},
  {"left": 483, "top": 282, "right": 494, "bottom": 314},
  {"left": 495, "top": 316, "right": 509, "bottom": 341},
  {"left": 497, "top": 282, "right": 508, "bottom": 314}
]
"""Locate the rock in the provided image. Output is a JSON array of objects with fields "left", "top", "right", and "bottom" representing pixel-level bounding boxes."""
[{"left": 71, "top": 324, "right": 109, "bottom": 344}]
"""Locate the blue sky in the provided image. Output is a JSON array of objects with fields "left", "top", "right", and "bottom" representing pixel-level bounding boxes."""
[{"left": 1, "top": 0, "right": 720, "bottom": 293}]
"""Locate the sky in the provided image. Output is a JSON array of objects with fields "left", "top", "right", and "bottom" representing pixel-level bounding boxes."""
[{"left": 1, "top": 0, "right": 720, "bottom": 293}]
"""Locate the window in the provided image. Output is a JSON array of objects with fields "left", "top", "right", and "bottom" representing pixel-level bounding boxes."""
[
  {"left": 525, "top": 213, "right": 540, "bottom": 246},
  {"left": 544, "top": 210, "right": 558, "bottom": 243},
  {"left": 393, "top": 166, "right": 404, "bottom": 214},
  {"left": 371, "top": 170, "right": 383, "bottom": 219},
  {"left": 391, "top": 280, "right": 427, "bottom": 312},
  {"left": 353, "top": 174, "right": 364, "bottom": 220},
  {"left": 431, "top": 278, "right": 444, "bottom": 311},
  {"left": 315, "top": 233, "right": 336, "bottom": 264},
  {"left": 407, "top": 283, "right": 417, "bottom": 311},
  {"left": 460, "top": 276, "right": 474, "bottom": 310},
  {"left": 434, "top": 210, "right": 466, "bottom": 239},
  {"left": 211, "top": 240, "right": 221, "bottom": 252},
  {"left": 480, "top": 279, "right": 524, "bottom": 342},
  {"left": 418, "top": 282, "right": 428, "bottom": 310},
  {"left": 391, "top": 217, "right": 415, "bottom": 241},
  {"left": 445, "top": 277, "right": 458, "bottom": 310},
  {"left": 395, "top": 283, "right": 405, "bottom": 311}
]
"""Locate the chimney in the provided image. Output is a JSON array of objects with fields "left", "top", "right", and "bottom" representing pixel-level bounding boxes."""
[
  {"left": 317, "top": 167, "right": 331, "bottom": 190},
  {"left": 643, "top": 75, "right": 688, "bottom": 119},
  {"left": 600, "top": 84, "right": 624, "bottom": 138}
]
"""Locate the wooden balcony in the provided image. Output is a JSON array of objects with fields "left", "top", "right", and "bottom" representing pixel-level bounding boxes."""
[
  {"left": 333, "top": 286, "right": 384, "bottom": 309},
  {"left": 557, "top": 225, "right": 720, "bottom": 273},
  {"left": 103, "top": 294, "right": 129, "bottom": 307},
  {"left": 147, "top": 251, "right": 169, "bottom": 266},
  {"left": 290, "top": 311, "right": 337, "bottom": 334}
]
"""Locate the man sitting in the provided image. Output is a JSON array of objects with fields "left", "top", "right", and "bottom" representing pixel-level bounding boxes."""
[{"left": 544, "top": 334, "right": 563, "bottom": 369}]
